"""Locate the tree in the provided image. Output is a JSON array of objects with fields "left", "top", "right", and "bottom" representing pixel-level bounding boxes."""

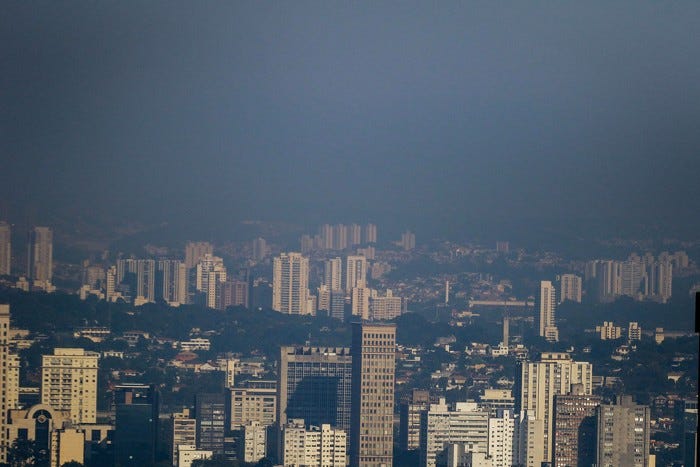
[{"left": 7, "top": 438, "right": 35, "bottom": 467}]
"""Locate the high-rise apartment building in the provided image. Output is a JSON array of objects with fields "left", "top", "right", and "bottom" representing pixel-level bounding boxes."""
[
  {"left": 219, "top": 278, "right": 249, "bottom": 310},
  {"left": 0, "top": 305, "right": 18, "bottom": 464},
  {"left": 196, "top": 393, "right": 226, "bottom": 456},
  {"left": 345, "top": 255, "right": 367, "bottom": 291},
  {"left": 171, "top": 408, "right": 197, "bottom": 466},
  {"left": 228, "top": 380, "right": 277, "bottom": 430},
  {"left": 196, "top": 254, "right": 227, "bottom": 309},
  {"left": 333, "top": 224, "right": 348, "bottom": 250},
  {"left": 324, "top": 257, "right": 343, "bottom": 291},
  {"left": 278, "top": 346, "right": 352, "bottom": 431},
  {"left": 558, "top": 274, "right": 582, "bottom": 303},
  {"left": 419, "top": 399, "right": 489, "bottom": 467},
  {"left": 282, "top": 419, "right": 347, "bottom": 467},
  {"left": 41, "top": 348, "right": 98, "bottom": 424},
  {"left": 114, "top": 383, "right": 159, "bottom": 466},
  {"left": 513, "top": 411, "right": 544, "bottom": 467},
  {"left": 349, "top": 224, "right": 362, "bottom": 246},
  {"left": 252, "top": 237, "right": 268, "bottom": 262},
  {"left": 350, "top": 322, "right": 396, "bottom": 467},
  {"left": 158, "top": 260, "right": 188, "bottom": 306},
  {"left": 185, "top": 241, "right": 213, "bottom": 269},
  {"left": 515, "top": 352, "right": 593, "bottom": 464},
  {"left": 273, "top": 253, "right": 309, "bottom": 315},
  {"left": 135, "top": 258, "right": 156, "bottom": 304},
  {"left": 628, "top": 322, "right": 642, "bottom": 342},
  {"left": 399, "top": 389, "right": 431, "bottom": 451},
  {"left": 363, "top": 224, "right": 377, "bottom": 244},
  {"left": 400, "top": 231, "right": 416, "bottom": 251},
  {"left": 552, "top": 386, "right": 600, "bottom": 467},
  {"left": 538, "top": 280, "right": 559, "bottom": 342},
  {"left": 488, "top": 409, "right": 515, "bottom": 467},
  {"left": 596, "top": 395, "right": 650, "bottom": 467},
  {"left": 370, "top": 289, "right": 404, "bottom": 321},
  {"left": 351, "top": 287, "right": 371, "bottom": 320},
  {"left": 0, "top": 222, "right": 10, "bottom": 275},
  {"left": 240, "top": 421, "right": 268, "bottom": 463},
  {"left": 27, "top": 226, "right": 52, "bottom": 283}
]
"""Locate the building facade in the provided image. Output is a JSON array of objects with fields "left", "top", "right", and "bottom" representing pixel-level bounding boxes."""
[
  {"left": 272, "top": 253, "right": 310, "bottom": 315},
  {"left": 40, "top": 348, "right": 98, "bottom": 424}
]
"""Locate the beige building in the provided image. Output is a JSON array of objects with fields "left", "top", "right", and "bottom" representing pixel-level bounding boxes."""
[
  {"left": 558, "top": 274, "right": 582, "bottom": 303},
  {"left": 229, "top": 380, "right": 277, "bottom": 430},
  {"left": 0, "top": 305, "right": 19, "bottom": 463},
  {"left": 350, "top": 322, "right": 396, "bottom": 467},
  {"left": 273, "top": 253, "right": 310, "bottom": 315},
  {"left": 538, "top": 281, "right": 559, "bottom": 342},
  {"left": 27, "top": 226, "right": 53, "bottom": 283},
  {"left": 51, "top": 427, "right": 85, "bottom": 467},
  {"left": 185, "top": 241, "right": 213, "bottom": 269},
  {"left": 516, "top": 352, "right": 592, "bottom": 464},
  {"left": 172, "top": 408, "right": 197, "bottom": 467},
  {"left": 345, "top": 255, "right": 367, "bottom": 291},
  {"left": 283, "top": 419, "right": 347, "bottom": 467},
  {"left": 241, "top": 420, "right": 267, "bottom": 463},
  {"left": 41, "top": 348, "right": 99, "bottom": 424},
  {"left": 351, "top": 287, "right": 371, "bottom": 319}
]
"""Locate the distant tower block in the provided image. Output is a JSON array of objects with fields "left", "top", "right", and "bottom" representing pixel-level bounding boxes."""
[
  {"left": 445, "top": 281, "right": 449, "bottom": 304},
  {"left": 503, "top": 316, "right": 510, "bottom": 347}
]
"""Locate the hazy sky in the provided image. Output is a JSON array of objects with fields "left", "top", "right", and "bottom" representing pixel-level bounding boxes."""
[{"left": 2, "top": 1, "right": 699, "bottom": 240}]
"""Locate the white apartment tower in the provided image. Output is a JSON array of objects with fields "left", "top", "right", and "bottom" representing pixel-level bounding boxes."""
[
  {"left": 345, "top": 255, "right": 367, "bottom": 291},
  {"left": 273, "top": 253, "right": 310, "bottom": 315},
  {"left": 324, "top": 257, "right": 343, "bottom": 291},
  {"left": 0, "top": 305, "right": 20, "bottom": 464},
  {"left": 283, "top": 420, "right": 347, "bottom": 467},
  {"left": 558, "top": 274, "right": 582, "bottom": 303},
  {"left": 538, "top": 281, "right": 559, "bottom": 342},
  {"left": 516, "top": 352, "right": 593, "bottom": 465},
  {"left": 185, "top": 241, "right": 213, "bottom": 269},
  {"left": 27, "top": 226, "right": 53, "bottom": 283},
  {"left": 0, "top": 222, "right": 10, "bottom": 275},
  {"left": 41, "top": 348, "right": 99, "bottom": 424}
]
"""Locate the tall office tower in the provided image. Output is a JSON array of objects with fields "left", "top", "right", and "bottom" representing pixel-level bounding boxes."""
[
  {"left": 171, "top": 408, "right": 197, "bottom": 466},
  {"left": 399, "top": 389, "right": 431, "bottom": 451},
  {"left": 675, "top": 398, "right": 698, "bottom": 467},
  {"left": 419, "top": 399, "right": 489, "bottom": 467},
  {"left": 620, "top": 260, "right": 645, "bottom": 298},
  {"left": 278, "top": 346, "right": 352, "bottom": 431},
  {"left": 595, "top": 260, "right": 622, "bottom": 302},
  {"left": 333, "top": 224, "right": 348, "bottom": 250},
  {"left": 515, "top": 352, "right": 593, "bottom": 464},
  {"left": 488, "top": 409, "right": 515, "bottom": 467},
  {"left": 345, "top": 255, "right": 367, "bottom": 291},
  {"left": 114, "top": 383, "right": 159, "bottom": 466},
  {"left": 185, "top": 241, "right": 213, "bottom": 269},
  {"left": 135, "top": 259, "right": 156, "bottom": 304},
  {"left": 596, "top": 395, "right": 650, "bottom": 467},
  {"left": 400, "top": 231, "right": 416, "bottom": 251},
  {"left": 370, "top": 289, "right": 404, "bottom": 321},
  {"left": 363, "top": 223, "right": 377, "bottom": 244},
  {"left": 0, "top": 222, "right": 10, "bottom": 275},
  {"left": 351, "top": 287, "right": 371, "bottom": 320},
  {"left": 330, "top": 289, "right": 346, "bottom": 321},
  {"left": 41, "top": 348, "right": 98, "bottom": 424},
  {"left": 350, "top": 322, "right": 396, "bottom": 467},
  {"left": 158, "top": 260, "right": 188, "bottom": 306},
  {"left": 273, "top": 253, "right": 309, "bottom": 315},
  {"left": 558, "top": 274, "right": 582, "bottom": 303},
  {"left": 552, "top": 385, "right": 600, "bottom": 467},
  {"left": 195, "top": 393, "right": 226, "bottom": 456},
  {"left": 538, "top": 280, "right": 559, "bottom": 342},
  {"left": 513, "top": 411, "right": 545, "bottom": 467},
  {"left": 228, "top": 380, "right": 277, "bottom": 430},
  {"left": 282, "top": 419, "right": 347, "bottom": 467},
  {"left": 324, "top": 257, "right": 343, "bottom": 291},
  {"left": 27, "top": 226, "right": 52, "bottom": 282},
  {"left": 349, "top": 224, "right": 362, "bottom": 246},
  {"left": 320, "top": 224, "right": 334, "bottom": 250},
  {"left": 502, "top": 316, "right": 510, "bottom": 347},
  {"left": 252, "top": 237, "right": 268, "bottom": 262},
  {"left": 219, "top": 278, "right": 249, "bottom": 310},
  {"left": 240, "top": 420, "right": 268, "bottom": 463},
  {"left": 496, "top": 241, "right": 510, "bottom": 253},
  {"left": 479, "top": 389, "right": 515, "bottom": 418},
  {"left": 0, "top": 305, "right": 18, "bottom": 464}
]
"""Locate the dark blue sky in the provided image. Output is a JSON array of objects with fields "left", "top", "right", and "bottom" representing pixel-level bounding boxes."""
[{"left": 2, "top": 1, "right": 699, "bottom": 240}]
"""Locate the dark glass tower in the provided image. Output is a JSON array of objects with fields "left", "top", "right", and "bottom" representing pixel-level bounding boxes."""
[{"left": 113, "top": 383, "right": 159, "bottom": 467}]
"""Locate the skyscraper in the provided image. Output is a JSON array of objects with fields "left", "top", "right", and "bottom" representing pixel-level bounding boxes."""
[
  {"left": 0, "top": 304, "right": 19, "bottom": 464},
  {"left": 135, "top": 259, "right": 156, "bottom": 304},
  {"left": 400, "top": 231, "right": 416, "bottom": 251},
  {"left": 27, "top": 226, "right": 52, "bottom": 283},
  {"left": 114, "top": 383, "right": 159, "bottom": 466},
  {"left": 538, "top": 280, "right": 559, "bottom": 342},
  {"left": 41, "top": 348, "right": 99, "bottom": 424},
  {"left": 0, "top": 222, "right": 10, "bottom": 275},
  {"left": 558, "top": 274, "right": 582, "bottom": 303},
  {"left": 252, "top": 237, "right": 268, "bottom": 262},
  {"left": 195, "top": 393, "right": 226, "bottom": 456},
  {"left": 596, "top": 396, "right": 650, "bottom": 467},
  {"left": 324, "top": 257, "right": 343, "bottom": 291},
  {"left": 157, "top": 259, "right": 188, "bottom": 306},
  {"left": 349, "top": 224, "right": 362, "bottom": 246},
  {"left": 363, "top": 224, "right": 377, "bottom": 244},
  {"left": 345, "top": 255, "right": 367, "bottom": 291},
  {"left": 273, "top": 253, "right": 309, "bottom": 315},
  {"left": 278, "top": 346, "right": 352, "bottom": 431},
  {"left": 515, "top": 352, "right": 593, "bottom": 464},
  {"left": 552, "top": 385, "right": 600, "bottom": 467},
  {"left": 350, "top": 322, "right": 396, "bottom": 467}
]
